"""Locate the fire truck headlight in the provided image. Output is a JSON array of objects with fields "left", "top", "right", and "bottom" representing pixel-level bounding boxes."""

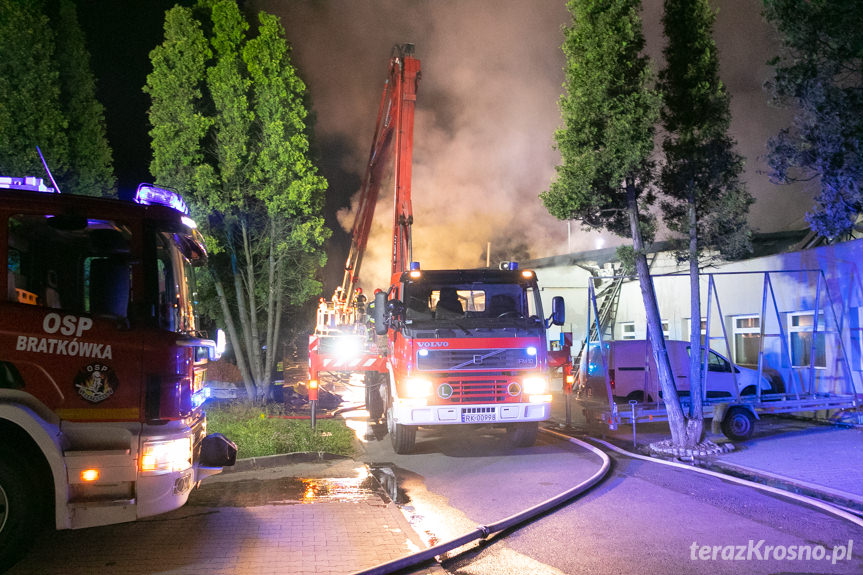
[
  {"left": 141, "top": 436, "right": 193, "bottom": 473},
  {"left": 405, "top": 377, "right": 432, "bottom": 398},
  {"left": 522, "top": 376, "right": 548, "bottom": 395}
]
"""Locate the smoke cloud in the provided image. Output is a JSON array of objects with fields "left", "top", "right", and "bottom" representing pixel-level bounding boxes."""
[{"left": 256, "top": 0, "right": 808, "bottom": 291}]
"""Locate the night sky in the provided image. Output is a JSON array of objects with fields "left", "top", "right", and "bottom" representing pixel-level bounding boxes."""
[{"left": 77, "top": 0, "right": 810, "bottom": 289}]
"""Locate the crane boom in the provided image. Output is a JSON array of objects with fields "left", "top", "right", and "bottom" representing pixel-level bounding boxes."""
[{"left": 339, "top": 43, "right": 420, "bottom": 305}]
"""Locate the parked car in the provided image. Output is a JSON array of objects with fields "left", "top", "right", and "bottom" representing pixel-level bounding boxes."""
[{"left": 577, "top": 339, "right": 774, "bottom": 403}]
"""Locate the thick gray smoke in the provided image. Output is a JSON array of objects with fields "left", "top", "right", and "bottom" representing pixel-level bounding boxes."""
[{"left": 256, "top": 0, "right": 807, "bottom": 290}]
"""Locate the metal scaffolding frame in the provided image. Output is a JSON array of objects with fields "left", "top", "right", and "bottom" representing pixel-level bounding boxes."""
[{"left": 575, "top": 269, "right": 863, "bottom": 432}]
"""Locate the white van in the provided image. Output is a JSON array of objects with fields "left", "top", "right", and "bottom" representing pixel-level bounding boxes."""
[{"left": 578, "top": 340, "right": 774, "bottom": 403}]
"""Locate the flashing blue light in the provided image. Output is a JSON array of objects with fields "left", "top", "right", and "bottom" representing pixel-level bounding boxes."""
[
  {"left": 410, "top": 261, "right": 421, "bottom": 271},
  {"left": 418, "top": 349, "right": 429, "bottom": 357},
  {"left": 134, "top": 183, "right": 189, "bottom": 214},
  {"left": 509, "top": 262, "right": 519, "bottom": 271},
  {"left": 192, "top": 386, "right": 211, "bottom": 409},
  {"left": 0, "top": 176, "right": 55, "bottom": 193},
  {"left": 526, "top": 346, "right": 537, "bottom": 356}
]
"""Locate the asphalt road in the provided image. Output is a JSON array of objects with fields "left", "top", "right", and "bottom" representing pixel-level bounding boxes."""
[
  {"left": 7, "top": 403, "right": 863, "bottom": 575},
  {"left": 354, "top": 423, "right": 863, "bottom": 575}
]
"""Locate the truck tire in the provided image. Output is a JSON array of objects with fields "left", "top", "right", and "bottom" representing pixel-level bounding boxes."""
[
  {"left": 387, "top": 407, "right": 416, "bottom": 454},
  {"left": 508, "top": 422, "right": 539, "bottom": 447},
  {"left": 721, "top": 407, "right": 755, "bottom": 441},
  {"left": 365, "top": 372, "right": 384, "bottom": 421},
  {"left": 0, "top": 448, "right": 45, "bottom": 571}
]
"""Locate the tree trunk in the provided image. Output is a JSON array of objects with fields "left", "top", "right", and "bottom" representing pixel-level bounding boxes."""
[
  {"left": 626, "top": 182, "right": 697, "bottom": 448},
  {"left": 212, "top": 273, "right": 256, "bottom": 401},
  {"left": 241, "top": 223, "right": 264, "bottom": 393},
  {"left": 232, "top": 230, "right": 258, "bottom": 401},
  {"left": 687, "top": 194, "right": 705, "bottom": 441},
  {"left": 261, "top": 231, "right": 279, "bottom": 401}
]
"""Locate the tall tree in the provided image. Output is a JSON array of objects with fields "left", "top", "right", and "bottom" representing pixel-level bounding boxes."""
[
  {"left": 0, "top": 0, "right": 69, "bottom": 178},
  {"left": 542, "top": 0, "right": 699, "bottom": 448},
  {"left": 764, "top": 0, "right": 862, "bottom": 239},
  {"left": 145, "top": 0, "right": 330, "bottom": 401},
  {"left": 0, "top": 0, "right": 114, "bottom": 196},
  {"left": 659, "top": 0, "right": 753, "bottom": 439},
  {"left": 53, "top": 0, "right": 116, "bottom": 196}
]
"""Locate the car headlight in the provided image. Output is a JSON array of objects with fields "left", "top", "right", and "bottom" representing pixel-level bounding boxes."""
[
  {"left": 405, "top": 377, "right": 433, "bottom": 398},
  {"left": 523, "top": 376, "right": 548, "bottom": 395},
  {"left": 141, "top": 436, "right": 193, "bottom": 473}
]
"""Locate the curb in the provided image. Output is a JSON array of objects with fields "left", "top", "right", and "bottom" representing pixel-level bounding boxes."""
[
  {"left": 544, "top": 421, "right": 863, "bottom": 515},
  {"left": 223, "top": 451, "right": 351, "bottom": 473},
  {"left": 701, "top": 459, "right": 863, "bottom": 514}
]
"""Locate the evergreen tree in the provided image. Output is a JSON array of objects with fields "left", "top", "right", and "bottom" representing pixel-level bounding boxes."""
[
  {"left": 53, "top": 0, "right": 116, "bottom": 196},
  {"left": 0, "top": 0, "right": 114, "bottom": 195},
  {"left": 0, "top": 0, "right": 69, "bottom": 177},
  {"left": 145, "top": 0, "right": 330, "bottom": 401},
  {"left": 659, "top": 0, "right": 753, "bottom": 438},
  {"left": 764, "top": 0, "right": 862, "bottom": 239},
  {"left": 543, "top": 0, "right": 703, "bottom": 448}
]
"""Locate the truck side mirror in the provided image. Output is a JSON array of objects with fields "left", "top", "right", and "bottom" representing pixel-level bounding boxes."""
[
  {"left": 373, "top": 291, "right": 388, "bottom": 335},
  {"left": 550, "top": 296, "right": 565, "bottom": 326}
]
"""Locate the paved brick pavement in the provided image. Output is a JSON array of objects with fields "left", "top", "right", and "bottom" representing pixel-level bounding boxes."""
[{"left": 7, "top": 459, "right": 438, "bottom": 575}]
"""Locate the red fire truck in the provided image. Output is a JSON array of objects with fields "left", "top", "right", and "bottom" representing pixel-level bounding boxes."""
[
  {"left": 309, "top": 45, "right": 567, "bottom": 453},
  {"left": 0, "top": 176, "right": 236, "bottom": 570}
]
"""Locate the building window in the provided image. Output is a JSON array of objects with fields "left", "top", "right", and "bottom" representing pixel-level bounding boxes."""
[
  {"left": 789, "top": 311, "right": 826, "bottom": 369},
  {"left": 644, "top": 320, "right": 669, "bottom": 339},
  {"left": 620, "top": 322, "right": 636, "bottom": 340},
  {"left": 686, "top": 318, "right": 707, "bottom": 345},
  {"left": 733, "top": 315, "right": 761, "bottom": 366}
]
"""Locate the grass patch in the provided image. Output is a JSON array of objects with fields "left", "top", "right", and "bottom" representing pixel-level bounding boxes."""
[{"left": 204, "top": 401, "right": 356, "bottom": 459}]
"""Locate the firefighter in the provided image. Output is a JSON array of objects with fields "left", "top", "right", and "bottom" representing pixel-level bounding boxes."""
[
  {"left": 354, "top": 287, "right": 367, "bottom": 323},
  {"left": 316, "top": 297, "right": 328, "bottom": 331}
]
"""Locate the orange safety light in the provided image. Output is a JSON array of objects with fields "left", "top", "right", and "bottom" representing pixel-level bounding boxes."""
[
  {"left": 81, "top": 469, "right": 100, "bottom": 482},
  {"left": 308, "top": 379, "right": 319, "bottom": 401}
]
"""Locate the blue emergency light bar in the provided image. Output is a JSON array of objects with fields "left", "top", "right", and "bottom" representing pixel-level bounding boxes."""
[
  {"left": 410, "top": 261, "right": 421, "bottom": 270},
  {"left": 0, "top": 176, "right": 55, "bottom": 193},
  {"left": 134, "top": 183, "right": 189, "bottom": 215}
]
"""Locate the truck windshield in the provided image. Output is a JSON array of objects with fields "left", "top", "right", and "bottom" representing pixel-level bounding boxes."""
[
  {"left": 404, "top": 282, "right": 542, "bottom": 325},
  {"left": 154, "top": 230, "right": 203, "bottom": 333},
  {"left": 7, "top": 213, "right": 132, "bottom": 318}
]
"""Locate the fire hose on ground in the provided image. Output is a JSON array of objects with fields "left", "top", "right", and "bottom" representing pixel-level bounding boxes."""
[
  {"left": 349, "top": 429, "right": 612, "bottom": 575},
  {"left": 350, "top": 425, "right": 863, "bottom": 575}
]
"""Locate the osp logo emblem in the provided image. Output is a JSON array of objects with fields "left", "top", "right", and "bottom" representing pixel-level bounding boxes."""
[{"left": 417, "top": 342, "right": 449, "bottom": 348}]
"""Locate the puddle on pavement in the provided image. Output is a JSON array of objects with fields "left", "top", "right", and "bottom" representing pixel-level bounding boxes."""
[
  {"left": 188, "top": 472, "right": 382, "bottom": 507},
  {"left": 370, "top": 464, "right": 447, "bottom": 549}
]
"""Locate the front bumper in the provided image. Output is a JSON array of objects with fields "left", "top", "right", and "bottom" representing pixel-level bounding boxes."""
[{"left": 391, "top": 400, "right": 550, "bottom": 426}]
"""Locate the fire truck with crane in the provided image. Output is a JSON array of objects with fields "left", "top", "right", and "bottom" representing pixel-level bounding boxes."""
[
  {"left": 308, "top": 44, "right": 570, "bottom": 453},
  {"left": 0, "top": 176, "right": 236, "bottom": 570}
]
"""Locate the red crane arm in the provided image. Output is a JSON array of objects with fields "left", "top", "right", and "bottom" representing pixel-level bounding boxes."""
[{"left": 340, "top": 44, "right": 421, "bottom": 302}]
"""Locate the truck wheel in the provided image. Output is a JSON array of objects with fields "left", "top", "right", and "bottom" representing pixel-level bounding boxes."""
[
  {"left": 721, "top": 407, "right": 755, "bottom": 441},
  {"left": 365, "top": 372, "right": 384, "bottom": 421},
  {"left": 0, "top": 449, "right": 45, "bottom": 571},
  {"left": 508, "top": 422, "right": 539, "bottom": 447},
  {"left": 387, "top": 407, "right": 416, "bottom": 454}
]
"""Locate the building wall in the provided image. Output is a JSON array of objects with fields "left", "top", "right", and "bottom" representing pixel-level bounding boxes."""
[{"left": 535, "top": 238, "right": 863, "bottom": 394}]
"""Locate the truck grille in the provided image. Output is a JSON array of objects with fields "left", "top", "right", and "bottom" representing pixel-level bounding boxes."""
[
  {"left": 417, "top": 348, "right": 536, "bottom": 371},
  {"left": 438, "top": 377, "right": 511, "bottom": 403}
]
